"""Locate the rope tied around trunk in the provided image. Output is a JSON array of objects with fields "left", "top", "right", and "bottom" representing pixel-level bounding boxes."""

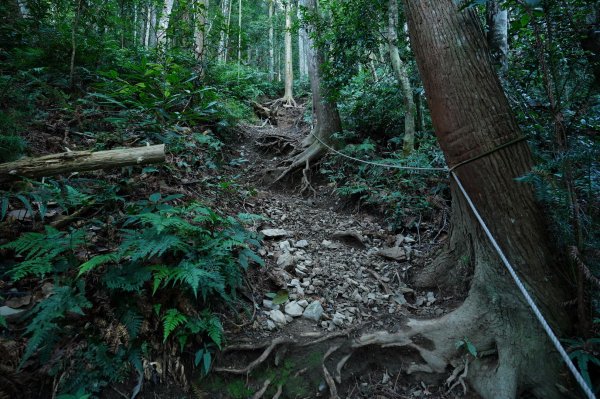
[{"left": 307, "top": 129, "right": 597, "bottom": 399}]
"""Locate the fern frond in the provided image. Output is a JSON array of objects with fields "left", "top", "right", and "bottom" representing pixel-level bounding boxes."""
[
  {"left": 78, "top": 253, "right": 120, "bottom": 277},
  {"left": 162, "top": 309, "right": 187, "bottom": 342},
  {"left": 167, "top": 261, "right": 225, "bottom": 299},
  {"left": 120, "top": 229, "right": 186, "bottom": 261},
  {"left": 9, "top": 255, "right": 54, "bottom": 280}
]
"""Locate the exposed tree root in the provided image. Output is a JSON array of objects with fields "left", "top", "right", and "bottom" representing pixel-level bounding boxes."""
[{"left": 271, "top": 140, "right": 325, "bottom": 184}]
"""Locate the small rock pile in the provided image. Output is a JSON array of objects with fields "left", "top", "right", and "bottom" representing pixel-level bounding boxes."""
[{"left": 246, "top": 193, "right": 447, "bottom": 334}]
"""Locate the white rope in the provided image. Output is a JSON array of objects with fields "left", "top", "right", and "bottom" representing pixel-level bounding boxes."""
[
  {"left": 310, "top": 129, "right": 596, "bottom": 398},
  {"left": 451, "top": 171, "right": 596, "bottom": 399},
  {"left": 308, "top": 130, "right": 449, "bottom": 172}
]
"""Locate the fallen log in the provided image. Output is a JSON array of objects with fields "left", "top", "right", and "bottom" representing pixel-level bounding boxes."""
[{"left": 0, "top": 144, "right": 165, "bottom": 183}]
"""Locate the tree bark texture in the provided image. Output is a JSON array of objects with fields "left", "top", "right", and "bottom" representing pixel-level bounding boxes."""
[
  {"left": 388, "top": 0, "right": 416, "bottom": 156},
  {"left": 218, "top": 0, "right": 231, "bottom": 62},
  {"left": 486, "top": 0, "right": 509, "bottom": 72},
  {"left": 273, "top": 0, "right": 342, "bottom": 180},
  {"left": 268, "top": 0, "right": 275, "bottom": 81},
  {"left": 298, "top": 2, "right": 308, "bottom": 79},
  {"left": 194, "top": 0, "right": 209, "bottom": 62},
  {"left": 403, "top": 0, "right": 572, "bottom": 397},
  {"left": 282, "top": 2, "right": 295, "bottom": 105},
  {"left": 156, "top": 0, "right": 174, "bottom": 47},
  {"left": 0, "top": 145, "right": 165, "bottom": 183}
]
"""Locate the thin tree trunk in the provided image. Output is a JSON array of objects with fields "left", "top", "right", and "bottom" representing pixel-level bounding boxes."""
[
  {"left": 274, "top": 0, "right": 342, "bottom": 182},
  {"left": 218, "top": 0, "right": 230, "bottom": 61},
  {"left": 404, "top": 0, "right": 571, "bottom": 397},
  {"left": 237, "top": 0, "right": 242, "bottom": 72},
  {"left": 268, "top": 0, "right": 275, "bottom": 81},
  {"left": 298, "top": 2, "right": 307, "bottom": 79},
  {"left": 388, "top": 0, "right": 416, "bottom": 155},
  {"left": 69, "top": 0, "right": 83, "bottom": 88},
  {"left": 486, "top": 0, "right": 509, "bottom": 72},
  {"left": 224, "top": 0, "right": 233, "bottom": 62},
  {"left": 194, "top": 0, "right": 209, "bottom": 61},
  {"left": 281, "top": 1, "right": 295, "bottom": 106},
  {"left": 156, "top": 0, "right": 174, "bottom": 48},
  {"left": 140, "top": 2, "right": 148, "bottom": 48}
]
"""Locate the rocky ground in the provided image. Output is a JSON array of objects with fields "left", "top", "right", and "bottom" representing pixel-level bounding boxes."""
[{"left": 210, "top": 107, "right": 471, "bottom": 399}]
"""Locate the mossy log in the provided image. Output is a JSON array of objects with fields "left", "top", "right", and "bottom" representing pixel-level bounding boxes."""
[{"left": 0, "top": 144, "right": 165, "bottom": 183}]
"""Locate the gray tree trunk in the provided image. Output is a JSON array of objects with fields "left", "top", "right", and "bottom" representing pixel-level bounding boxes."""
[
  {"left": 282, "top": 1, "right": 296, "bottom": 105},
  {"left": 486, "top": 1, "right": 509, "bottom": 72},
  {"left": 156, "top": 0, "right": 174, "bottom": 48},
  {"left": 388, "top": 0, "right": 416, "bottom": 155},
  {"left": 268, "top": 0, "right": 275, "bottom": 81},
  {"left": 194, "top": 0, "right": 209, "bottom": 62}
]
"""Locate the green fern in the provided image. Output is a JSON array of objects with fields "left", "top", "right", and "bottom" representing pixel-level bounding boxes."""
[
  {"left": 162, "top": 309, "right": 187, "bottom": 342},
  {"left": 78, "top": 253, "right": 120, "bottom": 277},
  {"left": 9, "top": 255, "right": 55, "bottom": 280},
  {"left": 21, "top": 283, "right": 91, "bottom": 367},
  {"left": 2, "top": 227, "right": 85, "bottom": 280}
]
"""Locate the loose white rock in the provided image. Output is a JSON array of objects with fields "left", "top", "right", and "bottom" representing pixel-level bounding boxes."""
[
  {"left": 285, "top": 301, "right": 304, "bottom": 317},
  {"left": 302, "top": 301, "right": 324, "bottom": 322},
  {"left": 261, "top": 229, "right": 289, "bottom": 238},
  {"left": 269, "top": 310, "right": 287, "bottom": 325},
  {"left": 295, "top": 240, "right": 309, "bottom": 248},
  {"left": 297, "top": 299, "right": 309, "bottom": 308}
]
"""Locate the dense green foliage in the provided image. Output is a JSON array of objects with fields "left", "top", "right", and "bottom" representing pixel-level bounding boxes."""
[{"left": 0, "top": 0, "right": 599, "bottom": 396}]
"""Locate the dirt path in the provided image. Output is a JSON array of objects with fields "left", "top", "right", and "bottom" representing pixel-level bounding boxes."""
[{"left": 209, "top": 107, "right": 469, "bottom": 398}]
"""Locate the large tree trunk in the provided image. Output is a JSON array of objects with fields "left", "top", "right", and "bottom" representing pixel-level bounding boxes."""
[
  {"left": 237, "top": 0, "right": 242, "bottom": 71},
  {"left": 402, "top": 0, "right": 573, "bottom": 397},
  {"left": 486, "top": 0, "right": 509, "bottom": 72},
  {"left": 0, "top": 145, "right": 165, "bottom": 183},
  {"left": 388, "top": 0, "right": 416, "bottom": 156},
  {"left": 268, "top": 0, "right": 275, "bottom": 81},
  {"left": 156, "top": 0, "right": 174, "bottom": 48},
  {"left": 194, "top": 0, "right": 209, "bottom": 62},
  {"left": 218, "top": 0, "right": 231, "bottom": 62},
  {"left": 281, "top": 1, "right": 296, "bottom": 106},
  {"left": 274, "top": 0, "right": 342, "bottom": 183},
  {"left": 298, "top": 2, "right": 308, "bottom": 79}
]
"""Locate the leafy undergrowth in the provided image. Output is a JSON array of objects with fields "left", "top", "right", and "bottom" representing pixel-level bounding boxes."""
[{"left": 0, "top": 35, "right": 274, "bottom": 396}]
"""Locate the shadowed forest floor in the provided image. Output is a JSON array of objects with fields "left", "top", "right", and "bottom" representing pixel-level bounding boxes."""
[{"left": 185, "top": 106, "right": 476, "bottom": 399}]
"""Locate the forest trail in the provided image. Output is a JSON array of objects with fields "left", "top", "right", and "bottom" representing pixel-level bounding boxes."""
[{"left": 210, "top": 105, "right": 464, "bottom": 398}]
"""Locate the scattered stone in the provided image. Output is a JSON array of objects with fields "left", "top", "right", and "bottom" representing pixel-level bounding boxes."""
[
  {"left": 0, "top": 306, "right": 24, "bottom": 318},
  {"left": 321, "top": 240, "right": 341, "bottom": 249},
  {"left": 277, "top": 252, "right": 295, "bottom": 270},
  {"left": 261, "top": 229, "right": 289, "bottom": 238},
  {"left": 297, "top": 299, "right": 309, "bottom": 308},
  {"left": 426, "top": 291, "right": 436, "bottom": 305},
  {"left": 285, "top": 315, "right": 294, "bottom": 323},
  {"left": 269, "top": 310, "right": 287, "bottom": 326},
  {"left": 435, "top": 308, "right": 444, "bottom": 316},
  {"left": 263, "top": 300, "right": 280, "bottom": 311},
  {"left": 294, "top": 240, "right": 309, "bottom": 248},
  {"left": 266, "top": 320, "right": 277, "bottom": 331},
  {"left": 376, "top": 247, "right": 407, "bottom": 261},
  {"left": 302, "top": 301, "right": 324, "bottom": 322},
  {"left": 415, "top": 296, "right": 425, "bottom": 307},
  {"left": 285, "top": 301, "right": 304, "bottom": 317},
  {"left": 393, "top": 293, "right": 407, "bottom": 306},
  {"left": 331, "top": 230, "right": 366, "bottom": 249},
  {"left": 332, "top": 312, "right": 345, "bottom": 326},
  {"left": 279, "top": 240, "right": 292, "bottom": 252}
]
